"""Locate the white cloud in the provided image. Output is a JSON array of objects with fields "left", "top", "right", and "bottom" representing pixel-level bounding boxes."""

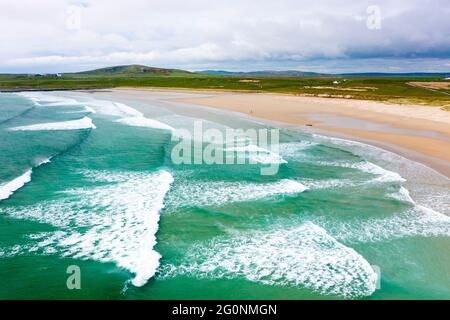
[{"left": 0, "top": 0, "right": 449, "bottom": 73}]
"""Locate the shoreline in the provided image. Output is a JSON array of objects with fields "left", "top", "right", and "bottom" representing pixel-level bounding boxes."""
[
  {"left": 175, "top": 91, "right": 450, "bottom": 178},
  {"left": 100, "top": 87, "right": 450, "bottom": 178},
  {"left": 30, "top": 87, "right": 450, "bottom": 178}
]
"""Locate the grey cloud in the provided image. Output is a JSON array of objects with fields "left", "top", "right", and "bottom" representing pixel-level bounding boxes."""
[{"left": 0, "top": 0, "right": 449, "bottom": 73}]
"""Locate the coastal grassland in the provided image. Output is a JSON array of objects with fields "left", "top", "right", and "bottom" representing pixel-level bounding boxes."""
[{"left": 1, "top": 73, "right": 449, "bottom": 107}]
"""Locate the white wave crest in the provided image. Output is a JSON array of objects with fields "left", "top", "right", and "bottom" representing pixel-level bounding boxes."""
[
  {"left": 316, "top": 205, "right": 450, "bottom": 244},
  {"left": 302, "top": 178, "right": 352, "bottom": 190},
  {"left": 83, "top": 99, "right": 174, "bottom": 131},
  {"left": 114, "top": 102, "right": 143, "bottom": 117},
  {"left": 117, "top": 116, "right": 175, "bottom": 131},
  {"left": 83, "top": 106, "right": 96, "bottom": 114},
  {"left": 85, "top": 100, "right": 142, "bottom": 117},
  {"left": 0, "top": 170, "right": 31, "bottom": 202},
  {"left": 314, "top": 160, "right": 405, "bottom": 183},
  {"left": 279, "top": 141, "right": 319, "bottom": 158},
  {"left": 390, "top": 186, "right": 415, "bottom": 204},
  {"left": 350, "top": 162, "right": 405, "bottom": 183},
  {"left": 165, "top": 179, "right": 307, "bottom": 209},
  {"left": 8, "top": 116, "right": 96, "bottom": 131},
  {"left": 225, "top": 144, "right": 287, "bottom": 165},
  {"left": 16, "top": 92, "right": 80, "bottom": 106},
  {"left": 65, "top": 106, "right": 96, "bottom": 114},
  {"left": 0, "top": 157, "right": 51, "bottom": 202}
]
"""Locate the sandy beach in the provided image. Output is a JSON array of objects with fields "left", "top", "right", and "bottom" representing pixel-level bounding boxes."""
[{"left": 100, "top": 88, "right": 450, "bottom": 178}]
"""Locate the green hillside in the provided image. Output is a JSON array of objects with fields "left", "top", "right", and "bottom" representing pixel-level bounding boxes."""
[{"left": 64, "top": 64, "right": 193, "bottom": 78}]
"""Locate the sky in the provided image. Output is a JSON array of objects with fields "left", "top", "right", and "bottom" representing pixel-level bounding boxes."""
[{"left": 1, "top": 0, "right": 449, "bottom": 74}]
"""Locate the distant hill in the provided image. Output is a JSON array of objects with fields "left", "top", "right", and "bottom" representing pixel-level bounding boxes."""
[
  {"left": 197, "top": 70, "right": 325, "bottom": 77},
  {"left": 2, "top": 65, "right": 448, "bottom": 80},
  {"left": 64, "top": 64, "right": 193, "bottom": 77},
  {"left": 337, "top": 72, "right": 450, "bottom": 78},
  {"left": 198, "top": 70, "right": 450, "bottom": 78}
]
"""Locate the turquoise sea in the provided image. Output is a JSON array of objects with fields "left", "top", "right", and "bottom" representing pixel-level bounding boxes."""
[{"left": 0, "top": 90, "right": 449, "bottom": 299}]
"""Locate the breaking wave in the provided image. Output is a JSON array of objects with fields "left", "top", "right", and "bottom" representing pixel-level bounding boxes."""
[
  {"left": 1, "top": 170, "right": 174, "bottom": 287},
  {"left": 165, "top": 178, "right": 307, "bottom": 209},
  {"left": 0, "top": 170, "right": 31, "bottom": 202},
  {"left": 8, "top": 116, "right": 96, "bottom": 131},
  {"left": 158, "top": 222, "right": 378, "bottom": 298},
  {"left": 0, "top": 158, "right": 51, "bottom": 202},
  {"left": 225, "top": 144, "right": 287, "bottom": 165},
  {"left": 16, "top": 92, "right": 81, "bottom": 106},
  {"left": 117, "top": 116, "right": 175, "bottom": 131}
]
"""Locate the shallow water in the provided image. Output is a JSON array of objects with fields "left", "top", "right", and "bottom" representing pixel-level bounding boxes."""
[{"left": 0, "top": 91, "right": 449, "bottom": 299}]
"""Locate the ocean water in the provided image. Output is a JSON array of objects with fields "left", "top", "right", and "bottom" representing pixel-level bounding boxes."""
[{"left": 0, "top": 91, "right": 449, "bottom": 300}]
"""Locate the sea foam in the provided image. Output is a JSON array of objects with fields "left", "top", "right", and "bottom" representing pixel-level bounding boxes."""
[
  {"left": 158, "top": 222, "right": 378, "bottom": 298},
  {"left": 2, "top": 170, "right": 174, "bottom": 287},
  {"left": 225, "top": 145, "right": 287, "bottom": 165},
  {"left": 279, "top": 141, "right": 319, "bottom": 159},
  {"left": 313, "top": 204, "right": 450, "bottom": 244},
  {"left": 165, "top": 178, "right": 307, "bottom": 209},
  {"left": 350, "top": 161, "right": 405, "bottom": 183}
]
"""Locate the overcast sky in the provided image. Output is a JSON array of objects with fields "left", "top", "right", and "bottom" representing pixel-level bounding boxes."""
[{"left": 1, "top": 0, "right": 449, "bottom": 73}]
